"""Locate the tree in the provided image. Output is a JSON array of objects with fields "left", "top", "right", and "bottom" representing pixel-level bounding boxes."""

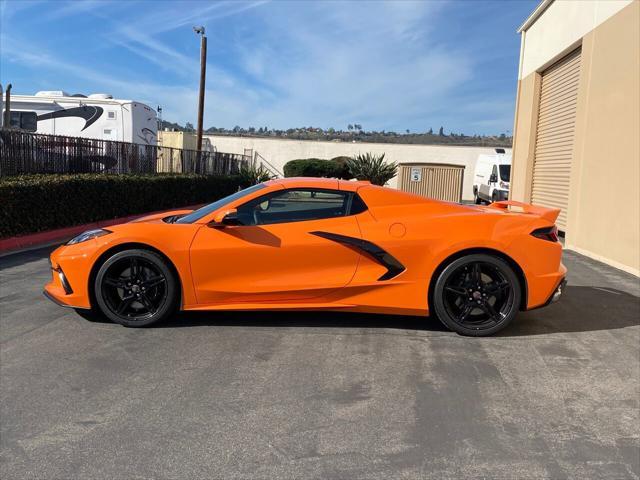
[
  {"left": 406, "top": 129, "right": 410, "bottom": 134},
  {"left": 354, "top": 124, "right": 362, "bottom": 131},
  {"left": 438, "top": 126, "right": 444, "bottom": 136},
  {"left": 428, "top": 128, "right": 433, "bottom": 135},
  {"left": 185, "top": 122, "right": 194, "bottom": 131},
  {"left": 347, "top": 124, "right": 354, "bottom": 131}
]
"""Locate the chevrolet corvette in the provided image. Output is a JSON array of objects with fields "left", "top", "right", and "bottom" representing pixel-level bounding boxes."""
[{"left": 44, "top": 177, "right": 566, "bottom": 336}]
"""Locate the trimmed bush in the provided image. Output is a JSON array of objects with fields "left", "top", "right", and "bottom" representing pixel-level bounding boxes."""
[
  {"left": 283, "top": 158, "right": 352, "bottom": 179},
  {"left": 0, "top": 174, "right": 245, "bottom": 238},
  {"left": 330, "top": 156, "right": 354, "bottom": 179}
]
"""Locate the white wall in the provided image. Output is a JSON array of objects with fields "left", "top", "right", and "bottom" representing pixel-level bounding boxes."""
[
  {"left": 206, "top": 135, "right": 511, "bottom": 201},
  {"left": 519, "top": 0, "right": 632, "bottom": 79}
]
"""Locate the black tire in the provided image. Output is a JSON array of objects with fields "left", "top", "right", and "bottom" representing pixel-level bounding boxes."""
[
  {"left": 432, "top": 254, "right": 521, "bottom": 336},
  {"left": 94, "top": 249, "right": 178, "bottom": 327},
  {"left": 474, "top": 190, "right": 482, "bottom": 205},
  {"left": 491, "top": 192, "right": 498, "bottom": 204}
]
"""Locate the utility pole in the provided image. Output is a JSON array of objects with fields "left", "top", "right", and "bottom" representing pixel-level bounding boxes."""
[
  {"left": 2, "top": 83, "right": 12, "bottom": 128},
  {"left": 193, "top": 26, "right": 207, "bottom": 155}
]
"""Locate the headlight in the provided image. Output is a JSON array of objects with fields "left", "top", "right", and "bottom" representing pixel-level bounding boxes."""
[{"left": 67, "top": 229, "right": 111, "bottom": 245}]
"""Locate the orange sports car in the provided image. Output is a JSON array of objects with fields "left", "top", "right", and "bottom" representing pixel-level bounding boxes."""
[{"left": 44, "top": 177, "right": 566, "bottom": 336}]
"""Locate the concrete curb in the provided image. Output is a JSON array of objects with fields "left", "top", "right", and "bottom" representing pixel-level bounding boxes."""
[{"left": 0, "top": 204, "right": 203, "bottom": 257}]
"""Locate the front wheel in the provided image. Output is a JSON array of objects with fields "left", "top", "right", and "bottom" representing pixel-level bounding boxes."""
[
  {"left": 432, "top": 254, "right": 521, "bottom": 336},
  {"left": 94, "top": 249, "right": 178, "bottom": 327}
]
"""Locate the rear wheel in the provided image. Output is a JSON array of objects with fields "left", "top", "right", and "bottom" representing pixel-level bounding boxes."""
[
  {"left": 473, "top": 188, "right": 482, "bottom": 204},
  {"left": 432, "top": 254, "right": 521, "bottom": 336},
  {"left": 94, "top": 249, "right": 178, "bottom": 327}
]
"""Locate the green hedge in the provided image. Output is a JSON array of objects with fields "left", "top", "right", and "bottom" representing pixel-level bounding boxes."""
[
  {"left": 283, "top": 158, "right": 353, "bottom": 179},
  {"left": 0, "top": 174, "right": 245, "bottom": 238}
]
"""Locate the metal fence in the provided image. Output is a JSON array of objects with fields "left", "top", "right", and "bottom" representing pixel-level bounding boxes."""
[{"left": 0, "top": 129, "right": 250, "bottom": 176}]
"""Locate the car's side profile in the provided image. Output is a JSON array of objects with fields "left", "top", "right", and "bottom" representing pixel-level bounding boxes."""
[{"left": 44, "top": 177, "right": 566, "bottom": 336}]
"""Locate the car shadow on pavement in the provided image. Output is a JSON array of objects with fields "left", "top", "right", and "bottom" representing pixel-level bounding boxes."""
[
  {"left": 499, "top": 285, "right": 639, "bottom": 336},
  {"left": 164, "top": 309, "right": 448, "bottom": 332},
  {"left": 158, "top": 285, "right": 639, "bottom": 336}
]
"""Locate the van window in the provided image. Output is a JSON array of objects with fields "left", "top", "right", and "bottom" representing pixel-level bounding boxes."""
[
  {"left": 9, "top": 111, "right": 38, "bottom": 132},
  {"left": 499, "top": 165, "right": 511, "bottom": 182}
]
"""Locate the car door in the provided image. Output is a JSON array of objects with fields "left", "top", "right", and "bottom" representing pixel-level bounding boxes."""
[
  {"left": 479, "top": 162, "right": 494, "bottom": 199},
  {"left": 189, "top": 188, "right": 363, "bottom": 304}
]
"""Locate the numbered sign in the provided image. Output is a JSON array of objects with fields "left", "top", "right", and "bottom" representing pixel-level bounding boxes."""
[{"left": 410, "top": 167, "right": 422, "bottom": 182}]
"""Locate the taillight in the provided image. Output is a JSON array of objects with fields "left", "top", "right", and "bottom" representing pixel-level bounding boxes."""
[{"left": 531, "top": 226, "right": 559, "bottom": 242}]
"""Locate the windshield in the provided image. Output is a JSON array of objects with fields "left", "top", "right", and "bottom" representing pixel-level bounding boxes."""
[
  {"left": 499, "top": 165, "right": 511, "bottom": 182},
  {"left": 176, "top": 183, "right": 267, "bottom": 224}
]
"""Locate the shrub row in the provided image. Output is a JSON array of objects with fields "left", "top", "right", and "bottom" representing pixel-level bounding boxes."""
[
  {"left": 0, "top": 174, "right": 245, "bottom": 238},
  {"left": 283, "top": 157, "right": 353, "bottom": 179}
]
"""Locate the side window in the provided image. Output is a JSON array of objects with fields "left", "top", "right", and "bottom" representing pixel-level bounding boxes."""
[
  {"left": 21, "top": 112, "right": 37, "bottom": 131},
  {"left": 9, "top": 111, "right": 37, "bottom": 132},
  {"left": 237, "top": 189, "right": 354, "bottom": 226}
]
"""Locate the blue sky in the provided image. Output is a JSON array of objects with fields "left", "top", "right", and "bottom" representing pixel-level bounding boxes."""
[{"left": 0, "top": 0, "right": 537, "bottom": 135}]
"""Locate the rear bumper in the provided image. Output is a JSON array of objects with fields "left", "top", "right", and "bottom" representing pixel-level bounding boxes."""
[
  {"left": 526, "top": 264, "right": 567, "bottom": 311},
  {"left": 550, "top": 277, "right": 567, "bottom": 304},
  {"left": 529, "top": 276, "right": 567, "bottom": 311}
]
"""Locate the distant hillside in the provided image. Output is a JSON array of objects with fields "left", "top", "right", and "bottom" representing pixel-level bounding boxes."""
[{"left": 161, "top": 121, "right": 512, "bottom": 148}]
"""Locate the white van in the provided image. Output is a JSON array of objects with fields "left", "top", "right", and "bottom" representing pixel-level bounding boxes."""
[{"left": 473, "top": 149, "right": 512, "bottom": 204}]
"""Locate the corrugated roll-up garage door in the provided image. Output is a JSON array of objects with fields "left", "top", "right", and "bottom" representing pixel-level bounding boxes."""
[
  {"left": 398, "top": 164, "right": 465, "bottom": 202},
  {"left": 532, "top": 47, "right": 581, "bottom": 231}
]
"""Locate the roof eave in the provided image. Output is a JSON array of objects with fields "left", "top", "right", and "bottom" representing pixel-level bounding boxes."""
[{"left": 517, "top": 0, "right": 554, "bottom": 33}]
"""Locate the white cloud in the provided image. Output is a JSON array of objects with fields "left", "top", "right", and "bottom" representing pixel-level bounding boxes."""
[{"left": 1, "top": 0, "right": 517, "bottom": 134}]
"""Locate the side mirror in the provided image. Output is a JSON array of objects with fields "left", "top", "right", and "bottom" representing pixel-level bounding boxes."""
[
  {"left": 489, "top": 173, "right": 498, "bottom": 183},
  {"left": 209, "top": 208, "right": 240, "bottom": 228}
]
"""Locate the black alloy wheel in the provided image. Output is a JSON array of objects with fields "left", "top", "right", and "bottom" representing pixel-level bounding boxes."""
[
  {"left": 94, "top": 249, "right": 178, "bottom": 327},
  {"left": 432, "top": 254, "right": 521, "bottom": 336}
]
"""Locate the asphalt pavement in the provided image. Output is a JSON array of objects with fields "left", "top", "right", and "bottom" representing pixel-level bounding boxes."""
[{"left": 1, "top": 247, "right": 639, "bottom": 479}]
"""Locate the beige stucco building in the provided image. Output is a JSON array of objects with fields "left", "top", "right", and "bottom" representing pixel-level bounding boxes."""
[
  {"left": 511, "top": 0, "right": 639, "bottom": 275},
  {"left": 206, "top": 134, "right": 510, "bottom": 202},
  {"left": 158, "top": 130, "right": 213, "bottom": 152}
]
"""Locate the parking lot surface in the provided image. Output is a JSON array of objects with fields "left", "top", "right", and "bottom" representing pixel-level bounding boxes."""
[{"left": 1, "top": 247, "right": 639, "bottom": 479}]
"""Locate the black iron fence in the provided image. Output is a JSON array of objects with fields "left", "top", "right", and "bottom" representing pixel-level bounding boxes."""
[{"left": 0, "top": 129, "right": 250, "bottom": 176}]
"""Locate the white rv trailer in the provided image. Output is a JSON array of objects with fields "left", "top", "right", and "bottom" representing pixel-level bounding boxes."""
[{"left": 2, "top": 91, "right": 157, "bottom": 145}]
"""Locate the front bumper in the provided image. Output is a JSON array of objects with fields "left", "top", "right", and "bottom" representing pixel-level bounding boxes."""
[
  {"left": 495, "top": 189, "right": 509, "bottom": 201},
  {"left": 43, "top": 246, "right": 93, "bottom": 309}
]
